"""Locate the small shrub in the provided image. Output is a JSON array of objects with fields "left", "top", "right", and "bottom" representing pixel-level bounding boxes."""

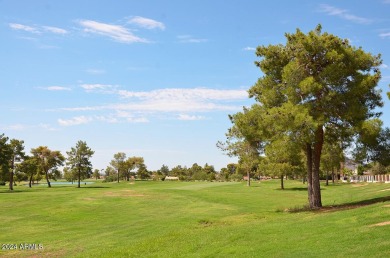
[{"left": 0, "top": 181, "right": 6, "bottom": 186}]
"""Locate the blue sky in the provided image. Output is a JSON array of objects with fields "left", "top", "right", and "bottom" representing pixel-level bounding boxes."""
[{"left": 1, "top": 0, "right": 390, "bottom": 171}]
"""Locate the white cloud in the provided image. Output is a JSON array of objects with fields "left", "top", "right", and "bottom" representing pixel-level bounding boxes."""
[
  {"left": 43, "top": 26, "right": 68, "bottom": 35},
  {"left": 117, "top": 88, "right": 247, "bottom": 101},
  {"left": 177, "top": 35, "right": 208, "bottom": 43},
  {"left": 96, "top": 88, "right": 247, "bottom": 113},
  {"left": 81, "top": 84, "right": 114, "bottom": 92},
  {"left": 42, "top": 86, "right": 71, "bottom": 91},
  {"left": 2, "top": 124, "right": 26, "bottom": 131},
  {"left": 128, "top": 16, "right": 165, "bottom": 30},
  {"left": 379, "top": 32, "right": 390, "bottom": 38},
  {"left": 78, "top": 20, "right": 148, "bottom": 43},
  {"left": 86, "top": 68, "right": 106, "bottom": 75},
  {"left": 383, "top": 0, "right": 390, "bottom": 3},
  {"left": 243, "top": 47, "right": 256, "bottom": 51},
  {"left": 380, "top": 64, "right": 389, "bottom": 69},
  {"left": 9, "top": 23, "right": 68, "bottom": 35},
  {"left": 178, "top": 114, "right": 205, "bottom": 121},
  {"left": 9, "top": 23, "right": 40, "bottom": 33},
  {"left": 59, "top": 87, "right": 249, "bottom": 124},
  {"left": 38, "top": 123, "right": 58, "bottom": 131},
  {"left": 319, "top": 4, "right": 372, "bottom": 24},
  {"left": 58, "top": 116, "right": 92, "bottom": 126}
]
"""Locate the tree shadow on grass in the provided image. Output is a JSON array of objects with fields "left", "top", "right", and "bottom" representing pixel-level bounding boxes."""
[
  {"left": 276, "top": 187, "right": 307, "bottom": 191},
  {"left": 287, "top": 196, "right": 390, "bottom": 213}
]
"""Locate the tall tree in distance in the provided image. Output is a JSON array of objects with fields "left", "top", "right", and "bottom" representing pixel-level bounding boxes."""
[
  {"left": 225, "top": 25, "right": 385, "bottom": 209},
  {"left": 31, "top": 146, "right": 65, "bottom": 187},
  {"left": 8, "top": 139, "right": 25, "bottom": 190},
  {"left": 18, "top": 155, "right": 39, "bottom": 188},
  {"left": 66, "top": 140, "right": 94, "bottom": 188},
  {"left": 110, "top": 152, "right": 126, "bottom": 183},
  {"left": 0, "top": 134, "right": 11, "bottom": 186}
]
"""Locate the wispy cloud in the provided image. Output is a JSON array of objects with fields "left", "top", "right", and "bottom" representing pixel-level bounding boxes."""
[
  {"left": 318, "top": 4, "right": 372, "bottom": 24},
  {"left": 9, "top": 23, "right": 68, "bottom": 35},
  {"left": 380, "top": 63, "right": 389, "bottom": 69},
  {"left": 86, "top": 68, "right": 106, "bottom": 75},
  {"left": 177, "top": 35, "right": 208, "bottom": 43},
  {"left": 128, "top": 16, "right": 165, "bottom": 30},
  {"left": 56, "top": 86, "right": 249, "bottom": 126},
  {"left": 379, "top": 32, "right": 390, "bottom": 38},
  {"left": 40, "top": 86, "right": 71, "bottom": 91},
  {"left": 383, "top": 0, "right": 390, "bottom": 4},
  {"left": 58, "top": 116, "right": 92, "bottom": 126},
  {"left": 78, "top": 20, "right": 148, "bottom": 43},
  {"left": 62, "top": 87, "right": 248, "bottom": 115},
  {"left": 9, "top": 23, "right": 40, "bottom": 34},
  {"left": 80, "top": 84, "right": 115, "bottom": 93},
  {"left": 178, "top": 114, "right": 205, "bottom": 121},
  {"left": 1, "top": 124, "right": 26, "bottom": 131},
  {"left": 243, "top": 47, "right": 256, "bottom": 51},
  {"left": 42, "top": 26, "right": 68, "bottom": 35}
]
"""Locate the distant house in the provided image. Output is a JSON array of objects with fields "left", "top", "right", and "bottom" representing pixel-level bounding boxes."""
[
  {"left": 341, "top": 158, "right": 359, "bottom": 175},
  {"left": 164, "top": 176, "right": 179, "bottom": 181}
]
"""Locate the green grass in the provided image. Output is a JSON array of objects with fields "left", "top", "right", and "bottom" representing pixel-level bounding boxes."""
[{"left": 1, "top": 180, "right": 389, "bottom": 257}]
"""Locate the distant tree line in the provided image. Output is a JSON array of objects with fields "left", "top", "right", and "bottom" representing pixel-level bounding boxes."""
[{"left": 0, "top": 135, "right": 93, "bottom": 189}]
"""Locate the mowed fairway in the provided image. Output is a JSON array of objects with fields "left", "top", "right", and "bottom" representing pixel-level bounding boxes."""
[{"left": 1, "top": 180, "right": 390, "bottom": 257}]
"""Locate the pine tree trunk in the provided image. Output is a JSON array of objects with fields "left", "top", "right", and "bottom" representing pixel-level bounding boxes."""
[
  {"left": 311, "top": 126, "right": 324, "bottom": 209},
  {"left": 332, "top": 167, "right": 335, "bottom": 184},
  {"left": 326, "top": 170, "right": 329, "bottom": 186},
  {"left": 306, "top": 143, "right": 314, "bottom": 207},
  {"left": 78, "top": 167, "right": 81, "bottom": 188},
  {"left": 281, "top": 175, "right": 284, "bottom": 190},
  {"left": 9, "top": 168, "right": 14, "bottom": 191}
]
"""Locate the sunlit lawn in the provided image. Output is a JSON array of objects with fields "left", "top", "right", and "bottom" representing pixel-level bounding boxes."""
[{"left": 1, "top": 179, "right": 389, "bottom": 257}]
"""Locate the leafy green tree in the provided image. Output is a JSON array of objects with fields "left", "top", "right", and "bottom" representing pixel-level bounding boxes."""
[
  {"left": 218, "top": 118, "right": 262, "bottom": 186},
  {"left": 7, "top": 139, "right": 25, "bottom": 190},
  {"left": 93, "top": 169, "right": 100, "bottom": 180},
  {"left": 230, "top": 25, "right": 384, "bottom": 208},
  {"left": 126, "top": 156, "right": 144, "bottom": 180},
  {"left": 369, "top": 162, "right": 387, "bottom": 175},
  {"left": 0, "top": 134, "right": 12, "bottom": 185},
  {"left": 31, "top": 146, "right": 65, "bottom": 187},
  {"left": 103, "top": 166, "right": 117, "bottom": 182},
  {"left": 63, "top": 166, "right": 77, "bottom": 184},
  {"left": 171, "top": 165, "right": 187, "bottom": 180},
  {"left": 66, "top": 141, "right": 94, "bottom": 188},
  {"left": 321, "top": 141, "right": 343, "bottom": 185},
  {"left": 158, "top": 164, "right": 170, "bottom": 177},
  {"left": 18, "top": 155, "right": 39, "bottom": 188},
  {"left": 0, "top": 136, "right": 25, "bottom": 190},
  {"left": 354, "top": 120, "right": 390, "bottom": 167},
  {"left": 110, "top": 152, "right": 126, "bottom": 183},
  {"left": 189, "top": 163, "right": 203, "bottom": 180},
  {"left": 137, "top": 163, "right": 149, "bottom": 179},
  {"left": 219, "top": 163, "right": 237, "bottom": 181},
  {"left": 259, "top": 135, "right": 303, "bottom": 189}
]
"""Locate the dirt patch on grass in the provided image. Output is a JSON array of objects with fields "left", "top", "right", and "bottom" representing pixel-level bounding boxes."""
[
  {"left": 103, "top": 190, "right": 145, "bottom": 197},
  {"left": 82, "top": 197, "right": 96, "bottom": 201},
  {"left": 370, "top": 221, "right": 390, "bottom": 227},
  {"left": 379, "top": 188, "right": 390, "bottom": 192},
  {"left": 352, "top": 183, "right": 368, "bottom": 187}
]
